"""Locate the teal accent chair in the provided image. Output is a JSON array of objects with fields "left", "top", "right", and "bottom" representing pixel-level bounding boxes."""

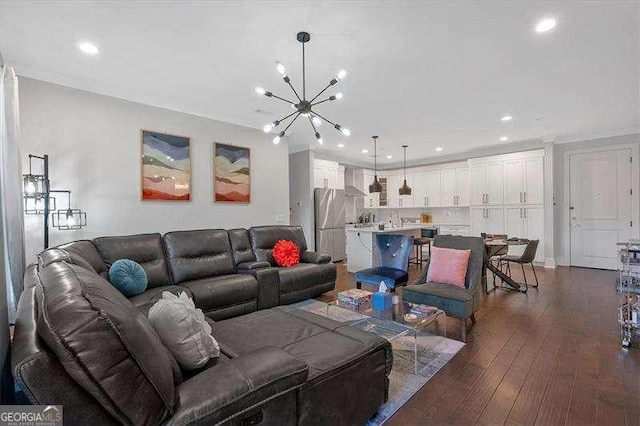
[{"left": 402, "top": 235, "right": 484, "bottom": 342}]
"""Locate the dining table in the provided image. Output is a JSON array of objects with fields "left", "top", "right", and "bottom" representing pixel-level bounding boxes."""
[{"left": 484, "top": 239, "right": 528, "bottom": 293}]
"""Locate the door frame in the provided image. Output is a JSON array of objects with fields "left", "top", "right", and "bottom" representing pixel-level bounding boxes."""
[{"left": 562, "top": 143, "right": 640, "bottom": 267}]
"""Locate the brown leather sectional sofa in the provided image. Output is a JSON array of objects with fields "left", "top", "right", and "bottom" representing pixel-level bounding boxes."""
[{"left": 12, "top": 225, "right": 392, "bottom": 425}]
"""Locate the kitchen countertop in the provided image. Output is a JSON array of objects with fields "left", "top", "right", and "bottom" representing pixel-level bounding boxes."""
[{"left": 345, "top": 223, "right": 469, "bottom": 233}]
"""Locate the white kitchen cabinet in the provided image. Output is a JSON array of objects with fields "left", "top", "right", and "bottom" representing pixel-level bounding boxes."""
[
  {"left": 313, "top": 160, "right": 342, "bottom": 189},
  {"left": 362, "top": 170, "right": 380, "bottom": 208},
  {"left": 503, "top": 157, "right": 543, "bottom": 205},
  {"left": 413, "top": 172, "right": 427, "bottom": 207},
  {"left": 337, "top": 165, "right": 345, "bottom": 190},
  {"left": 425, "top": 170, "right": 442, "bottom": 207},
  {"left": 504, "top": 205, "right": 544, "bottom": 261},
  {"left": 523, "top": 157, "right": 543, "bottom": 205},
  {"left": 387, "top": 173, "right": 413, "bottom": 208},
  {"left": 441, "top": 167, "right": 468, "bottom": 207},
  {"left": 470, "top": 162, "right": 503, "bottom": 206},
  {"left": 470, "top": 206, "right": 504, "bottom": 236},
  {"left": 439, "top": 225, "right": 470, "bottom": 236}
]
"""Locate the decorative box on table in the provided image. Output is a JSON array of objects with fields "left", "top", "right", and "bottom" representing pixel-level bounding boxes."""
[{"left": 337, "top": 289, "right": 373, "bottom": 309}]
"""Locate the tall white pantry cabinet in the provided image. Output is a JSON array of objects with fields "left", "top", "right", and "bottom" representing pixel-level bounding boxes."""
[{"left": 469, "top": 150, "right": 545, "bottom": 261}]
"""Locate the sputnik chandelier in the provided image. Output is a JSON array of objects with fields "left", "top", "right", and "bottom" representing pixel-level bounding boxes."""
[{"left": 255, "top": 31, "right": 350, "bottom": 145}]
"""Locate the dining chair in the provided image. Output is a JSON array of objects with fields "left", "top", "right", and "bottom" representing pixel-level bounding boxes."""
[
  {"left": 497, "top": 239, "right": 540, "bottom": 288},
  {"left": 355, "top": 234, "right": 414, "bottom": 293}
]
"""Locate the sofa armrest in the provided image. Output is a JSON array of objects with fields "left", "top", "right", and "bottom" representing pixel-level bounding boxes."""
[
  {"left": 301, "top": 251, "right": 331, "bottom": 264},
  {"left": 237, "top": 267, "right": 280, "bottom": 309},
  {"left": 237, "top": 261, "right": 271, "bottom": 270},
  {"left": 168, "top": 347, "right": 308, "bottom": 426}
]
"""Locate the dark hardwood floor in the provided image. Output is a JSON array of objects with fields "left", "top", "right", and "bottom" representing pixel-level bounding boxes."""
[{"left": 319, "top": 262, "right": 640, "bottom": 425}]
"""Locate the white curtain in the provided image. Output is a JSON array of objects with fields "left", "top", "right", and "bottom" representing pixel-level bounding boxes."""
[{"left": 0, "top": 64, "right": 25, "bottom": 323}]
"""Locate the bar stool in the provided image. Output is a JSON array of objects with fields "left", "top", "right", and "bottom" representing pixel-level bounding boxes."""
[{"left": 410, "top": 237, "right": 431, "bottom": 265}]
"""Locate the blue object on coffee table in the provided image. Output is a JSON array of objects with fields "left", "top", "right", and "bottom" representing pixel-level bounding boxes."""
[{"left": 372, "top": 291, "right": 393, "bottom": 310}]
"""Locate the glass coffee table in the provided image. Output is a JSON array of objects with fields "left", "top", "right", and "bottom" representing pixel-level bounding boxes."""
[{"left": 326, "top": 299, "right": 447, "bottom": 374}]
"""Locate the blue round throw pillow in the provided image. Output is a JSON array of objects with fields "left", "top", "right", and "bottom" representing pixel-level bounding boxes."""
[{"left": 109, "top": 259, "right": 148, "bottom": 297}]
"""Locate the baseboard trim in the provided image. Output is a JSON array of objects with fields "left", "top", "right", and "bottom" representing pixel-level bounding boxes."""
[{"left": 544, "top": 258, "right": 557, "bottom": 269}]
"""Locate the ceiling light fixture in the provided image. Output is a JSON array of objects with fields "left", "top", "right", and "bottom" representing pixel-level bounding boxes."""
[
  {"left": 338, "top": 143, "right": 345, "bottom": 148},
  {"left": 435, "top": 147, "right": 443, "bottom": 152},
  {"left": 535, "top": 18, "right": 556, "bottom": 33},
  {"left": 500, "top": 136, "right": 509, "bottom": 141},
  {"left": 255, "top": 31, "right": 349, "bottom": 146},
  {"left": 368, "top": 136, "right": 383, "bottom": 193},
  {"left": 501, "top": 115, "right": 513, "bottom": 122},
  {"left": 399, "top": 145, "right": 412, "bottom": 196},
  {"left": 77, "top": 41, "right": 99, "bottom": 55},
  {"left": 362, "top": 149, "right": 368, "bottom": 153},
  {"left": 386, "top": 155, "right": 393, "bottom": 159}
]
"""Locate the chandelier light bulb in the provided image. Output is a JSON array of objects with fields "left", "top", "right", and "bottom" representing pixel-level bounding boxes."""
[
  {"left": 337, "top": 69, "right": 347, "bottom": 80},
  {"left": 255, "top": 86, "right": 266, "bottom": 96},
  {"left": 291, "top": 103, "right": 297, "bottom": 109},
  {"left": 272, "top": 135, "right": 281, "bottom": 145},
  {"left": 263, "top": 123, "right": 274, "bottom": 133},
  {"left": 276, "top": 63, "right": 286, "bottom": 75},
  {"left": 66, "top": 211, "right": 76, "bottom": 227},
  {"left": 341, "top": 128, "right": 351, "bottom": 137},
  {"left": 312, "top": 116, "right": 322, "bottom": 126},
  {"left": 315, "top": 133, "right": 323, "bottom": 145},
  {"left": 335, "top": 92, "right": 343, "bottom": 100},
  {"left": 301, "top": 112, "right": 310, "bottom": 117}
]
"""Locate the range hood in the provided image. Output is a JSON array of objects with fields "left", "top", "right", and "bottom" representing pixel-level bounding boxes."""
[
  {"left": 343, "top": 167, "right": 367, "bottom": 197},
  {"left": 344, "top": 185, "right": 366, "bottom": 198}
]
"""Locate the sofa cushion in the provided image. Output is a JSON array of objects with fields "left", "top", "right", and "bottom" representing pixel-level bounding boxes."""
[
  {"left": 278, "top": 263, "right": 336, "bottom": 295},
  {"left": 34, "top": 261, "right": 181, "bottom": 425},
  {"left": 129, "top": 285, "right": 193, "bottom": 317},
  {"left": 402, "top": 282, "right": 473, "bottom": 318},
  {"left": 249, "top": 226, "right": 308, "bottom": 265},
  {"left": 94, "top": 233, "right": 171, "bottom": 288},
  {"left": 58, "top": 240, "right": 107, "bottom": 275},
  {"left": 181, "top": 274, "right": 258, "bottom": 320},
  {"left": 163, "top": 229, "right": 235, "bottom": 284},
  {"left": 228, "top": 228, "right": 256, "bottom": 265}
]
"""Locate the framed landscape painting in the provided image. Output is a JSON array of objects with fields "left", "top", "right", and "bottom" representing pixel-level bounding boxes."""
[
  {"left": 141, "top": 130, "right": 191, "bottom": 201},
  {"left": 214, "top": 143, "right": 250, "bottom": 203}
]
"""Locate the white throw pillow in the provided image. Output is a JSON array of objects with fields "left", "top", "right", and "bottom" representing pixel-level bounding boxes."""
[{"left": 148, "top": 292, "right": 220, "bottom": 370}]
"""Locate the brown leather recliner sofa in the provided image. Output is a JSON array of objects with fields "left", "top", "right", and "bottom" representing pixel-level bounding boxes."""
[{"left": 12, "top": 225, "right": 392, "bottom": 425}]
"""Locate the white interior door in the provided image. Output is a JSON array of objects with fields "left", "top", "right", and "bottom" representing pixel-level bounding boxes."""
[{"left": 569, "top": 148, "right": 632, "bottom": 269}]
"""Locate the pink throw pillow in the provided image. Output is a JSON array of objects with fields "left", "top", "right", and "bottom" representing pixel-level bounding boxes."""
[{"left": 426, "top": 246, "right": 471, "bottom": 288}]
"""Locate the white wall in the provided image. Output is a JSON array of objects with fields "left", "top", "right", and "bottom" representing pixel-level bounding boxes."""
[
  {"left": 553, "top": 133, "right": 640, "bottom": 265},
  {"left": 19, "top": 78, "right": 290, "bottom": 262},
  {"left": 289, "top": 150, "right": 314, "bottom": 250}
]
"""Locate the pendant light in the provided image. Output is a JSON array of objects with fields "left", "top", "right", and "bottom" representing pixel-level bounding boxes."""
[
  {"left": 399, "top": 144, "right": 412, "bottom": 195},
  {"left": 369, "top": 136, "right": 383, "bottom": 193}
]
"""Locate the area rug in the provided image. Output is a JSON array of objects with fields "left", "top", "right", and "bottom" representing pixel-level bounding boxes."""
[{"left": 293, "top": 299, "right": 464, "bottom": 425}]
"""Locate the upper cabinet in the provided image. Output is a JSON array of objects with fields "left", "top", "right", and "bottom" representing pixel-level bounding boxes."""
[
  {"left": 503, "top": 155, "right": 544, "bottom": 205},
  {"left": 469, "top": 161, "right": 503, "bottom": 206},
  {"left": 387, "top": 172, "right": 413, "bottom": 208},
  {"left": 441, "top": 166, "right": 469, "bottom": 207},
  {"left": 313, "top": 159, "right": 344, "bottom": 190}
]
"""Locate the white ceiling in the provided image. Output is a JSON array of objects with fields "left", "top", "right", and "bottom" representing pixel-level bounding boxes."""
[{"left": 2, "top": 1, "right": 639, "bottom": 166}]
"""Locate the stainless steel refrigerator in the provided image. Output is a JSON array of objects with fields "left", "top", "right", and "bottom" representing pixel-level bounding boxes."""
[{"left": 314, "top": 188, "right": 346, "bottom": 262}]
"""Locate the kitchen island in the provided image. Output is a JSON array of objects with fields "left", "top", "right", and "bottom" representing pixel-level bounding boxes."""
[{"left": 345, "top": 223, "right": 470, "bottom": 272}]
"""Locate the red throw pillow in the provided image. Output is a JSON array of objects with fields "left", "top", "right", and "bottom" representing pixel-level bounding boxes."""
[{"left": 273, "top": 240, "right": 300, "bottom": 267}]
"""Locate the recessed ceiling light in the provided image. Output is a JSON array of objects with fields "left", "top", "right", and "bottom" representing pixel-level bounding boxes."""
[
  {"left": 362, "top": 149, "right": 368, "bottom": 154},
  {"left": 435, "top": 147, "right": 443, "bottom": 152},
  {"left": 535, "top": 18, "right": 556, "bottom": 33},
  {"left": 386, "top": 155, "right": 393, "bottom": 159},
  {"left": 501, "top": 115, "right": 512, "bottom": 122},
  {"left": 500, "top": 136, "right": 509, "bottom": 141},
  {"left": 337, "top": 143, "right": 344, "bottom": 148},
  {"left": 77, "top": 41, "right": 99, "bottom": 55}
]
